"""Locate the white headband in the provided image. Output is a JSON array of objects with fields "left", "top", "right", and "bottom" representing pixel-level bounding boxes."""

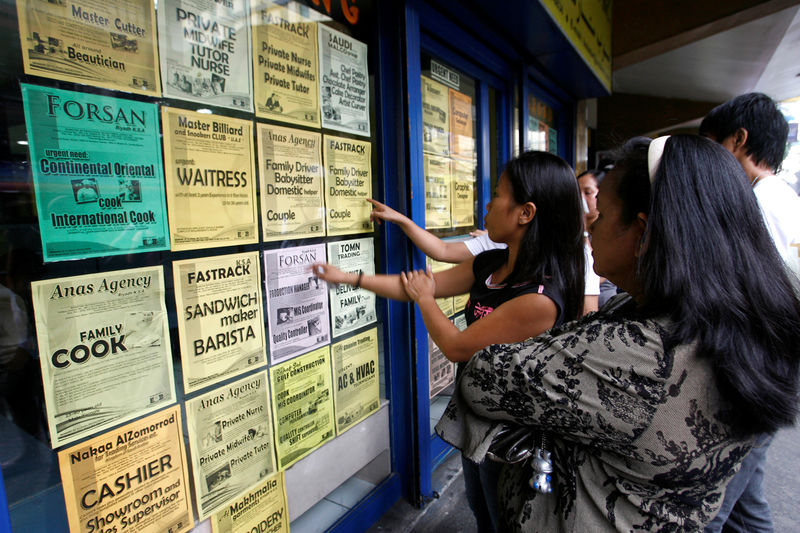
[{"left": 647, "top": 136, "right": 671, "bottom": 183}]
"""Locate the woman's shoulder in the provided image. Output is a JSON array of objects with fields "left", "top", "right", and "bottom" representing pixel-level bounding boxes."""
[
  {"left": 486, "top": 296, "right": 674, "bottom": 369},
  {"left": 472, "top": 248, "right": 508, "bottom": 274},
  {"left": 474, "top": 247, "right": 508, "bottom": 265}
]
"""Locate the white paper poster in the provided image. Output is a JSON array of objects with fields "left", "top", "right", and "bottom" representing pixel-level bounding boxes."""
[
  {"left": 158, "top": 0, "right": 253, "bottom": 111},
  {"left": 263, "top": 244, "right": 330, "bottom": 363},
  {"left": 326, "top": 238, "right": 376, "bottom": 337},
  {"left": 318, "top": 25, "right": 369, "bottom": 136}
]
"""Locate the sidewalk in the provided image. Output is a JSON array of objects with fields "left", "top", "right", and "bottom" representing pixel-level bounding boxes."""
[
  {"left": 369, "top": 423, "right": 800, "bottom": 532},
  {"left": 368, "top": 451, "right": 475, "bottom": 533}
]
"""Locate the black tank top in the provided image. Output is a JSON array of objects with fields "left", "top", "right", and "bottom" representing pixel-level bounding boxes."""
[{"left": 464, "top": 249, "right": 565, "bottom": 327}]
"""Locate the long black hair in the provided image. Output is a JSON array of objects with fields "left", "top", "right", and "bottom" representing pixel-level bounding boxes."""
[
  {"left": 613, "top": 135, "right": 800, "bottom": 436},
  {"left": 503, "top": 151, "right": 585, "bottom": 323}
]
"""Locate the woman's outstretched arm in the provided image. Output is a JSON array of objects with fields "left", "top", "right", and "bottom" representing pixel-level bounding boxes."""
[
  {"left": 403, "top": 268, "right": 557, "bottom": 362},
  {"left": 311, "top": 259, "right": 475, "bottom": 302},
  {"left": 368, "top": 198, "right": 473, "bottom": 263}
]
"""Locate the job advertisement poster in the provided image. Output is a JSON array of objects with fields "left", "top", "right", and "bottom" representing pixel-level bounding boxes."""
[
  {"left": 257, "top": 124, "right": 325, "bottom": 241},
  {"left": 428, "top": 333, "right": 454, "bottom": 398},
  {"left": 173, "top": 252, "right": 266, "bottom": 394},
  {"left": 454, "top": 313, "right": 467, "bottom": 331},
  {"left": 58, "top": 406, "right": 192, "bottom": 533},
  {"left": 427, "top": 258, "right": 455, "bottom": 317},
  {"left": 453, "top": 290, "right": 469, "bottom": 314},
  {"left": 421, "top": 75, "right": 449, "bottom": 156},
  {"left": 318, "top": 25, "right": 369, "bottom": 136},
  {"left": 16, "top": 0, "right": 160, "bottom": 95},
  {"left": 211, "top": 472, "right": 289, "bottom": 533},
  {"left": 21, "top": 84, "right": 169, "bottom": 262},
  {"left": 449, "top": 89, "right": 475, "bottom": 160},
  {"left": 264, "top": 244, "right": 330, "bottom": 364},
  {"left": 158, "top": 0, "right": 253, "bottom": 111},
  {"left": 324, "top": 135, "right": 372, "bottom": 236},
  {"left": 451, "top": 158, "right": 475, "bottom": 228},
  {"left": 31, "top": 266, "right": 175, "bottom": 448},
  {"left": 331, "top": 328, "right": 379, "bottom": 434},
  {"left": 269, "top": 346, "right": 335, "bottom": 469},
  {"left": 162, "top": 107, "right": 258, "bottom": 251},
  {"left": 251, "top": 1, "right": 319, "bottom": 127},
  {"left": 424, "top": 154, "right": 451, "bottom": 229},
  {"left": 186, "top": 372, "right": 277, "bottom": 519},
  {"left": 326, "top": 238, "right": 376, "bottom": 337}
]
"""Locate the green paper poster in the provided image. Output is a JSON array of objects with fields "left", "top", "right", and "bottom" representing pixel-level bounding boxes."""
[{"left": 21, "top": 83, "right": 169, "bottom": 261}]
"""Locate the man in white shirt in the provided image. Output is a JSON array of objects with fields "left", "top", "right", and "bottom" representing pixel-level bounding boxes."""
[
  {"left": 701, "top": 93, "right": 800, "bottom": 276},
  {"left": 700, "top": 92, "right": 798, "bottom": 533}
]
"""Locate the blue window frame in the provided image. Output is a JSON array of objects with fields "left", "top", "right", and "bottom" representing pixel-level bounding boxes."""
[
  {"left": 522, "top": 64, "right": 577, "bottom": 165},
  {"left": 404, "top": 0, "right": 515, "bottom": 502}
]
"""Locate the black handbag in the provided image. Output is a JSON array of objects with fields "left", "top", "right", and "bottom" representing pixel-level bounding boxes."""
[
  {"left": 485, "top": 425, "right": 534, "bottom": 463},
  {"left": 486, "top": 426, "right": 554, "bottom": 494}
]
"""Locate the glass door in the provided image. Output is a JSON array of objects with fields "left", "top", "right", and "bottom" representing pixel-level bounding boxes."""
[{"left": 404, "top": 0, "right": 513, "bottom": 502}]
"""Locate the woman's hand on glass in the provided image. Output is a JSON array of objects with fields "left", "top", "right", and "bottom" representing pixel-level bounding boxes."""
[
  {"left": 309, "top": 263, "right": 353, "bottom": 285},
  {"left": 366, "top": 198, "right": 404, "bottom": 225},
  {"left": 401, "top": 267, "right": 436, "bottom": 302}
]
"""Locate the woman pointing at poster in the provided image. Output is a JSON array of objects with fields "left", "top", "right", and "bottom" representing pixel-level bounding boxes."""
[{"left": 312, "top": 150, "right": 585, "bottom": 533}]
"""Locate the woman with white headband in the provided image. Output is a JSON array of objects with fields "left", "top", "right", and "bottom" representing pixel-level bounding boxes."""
[{"left": 430, "top": 135, "right": 800, "bottom": 531}]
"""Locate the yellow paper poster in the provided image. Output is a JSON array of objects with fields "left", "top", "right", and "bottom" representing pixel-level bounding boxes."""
[
  {"left": 16, "top": 0, "right": 160, "bottom": 96},
  {"left": 211, "top": 472, "right": 289, "bottom": 533},
  {"left": 451, "top": 158, "right": 475, "bottom": 228},
  {"left": 421, "top": 75, "right": 449, "bottom": 156},
  {"left": 453, "top": 292, "right": 469, "bottom": 313},
  {"left": 269, "top": 346, "right": 335, "bottom": 469},
  {"left": 162, "top": 107, "right": 258, "bottom": 251},
  {"left": 173, "top": 252, "right": 266, "bottom": 393},
  {"left": 331, "top": 328, "right": 380, "bottom": 434},
  {"left": 251, "top": 1, "right": 319, "bottom": 127},
  {"left": 427, "top": 258, "right": 454, "bottom": 317},
  {"left": 31, "top": 266, "right": 176, "bottom": 448},
  {"left": 186, "top": 372, "right": 277, "bottom": 519},
  {"left": 449, "top": 89, "right": 475, "bottom": 160},
  {"left": 324, "top": 135, "right": 372, "bottom": 236},
  {"left": 257, "top": 124, "right": 325, "bottom": 241},
  {"left": 424, "top": 154, "right": 451, "bottom": 229},
  {"left": 57, "top": 406, "right": 192, "bottom": 533}
]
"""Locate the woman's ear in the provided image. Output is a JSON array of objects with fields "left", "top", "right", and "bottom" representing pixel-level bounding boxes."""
[
  {"left": 634, "top": 212, "right": 649, "bottom": 257},
  {"left": 519, "top": 202, "right": 537, "bottom": 224}
]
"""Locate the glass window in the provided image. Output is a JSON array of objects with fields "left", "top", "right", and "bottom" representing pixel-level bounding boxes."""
[
  {"left": 420, "top": 54, "right": 478, "bottom": 238},
  {"left": 526, "top": 94, "right": 558, "bottom": 155},
  {"left": 0, "top": 1, "right": 392, "bottom": 531}
]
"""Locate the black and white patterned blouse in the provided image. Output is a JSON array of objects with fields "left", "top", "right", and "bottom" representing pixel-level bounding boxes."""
[{"left": 436, "top": 295, "right": 753, "bottom": 532}]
